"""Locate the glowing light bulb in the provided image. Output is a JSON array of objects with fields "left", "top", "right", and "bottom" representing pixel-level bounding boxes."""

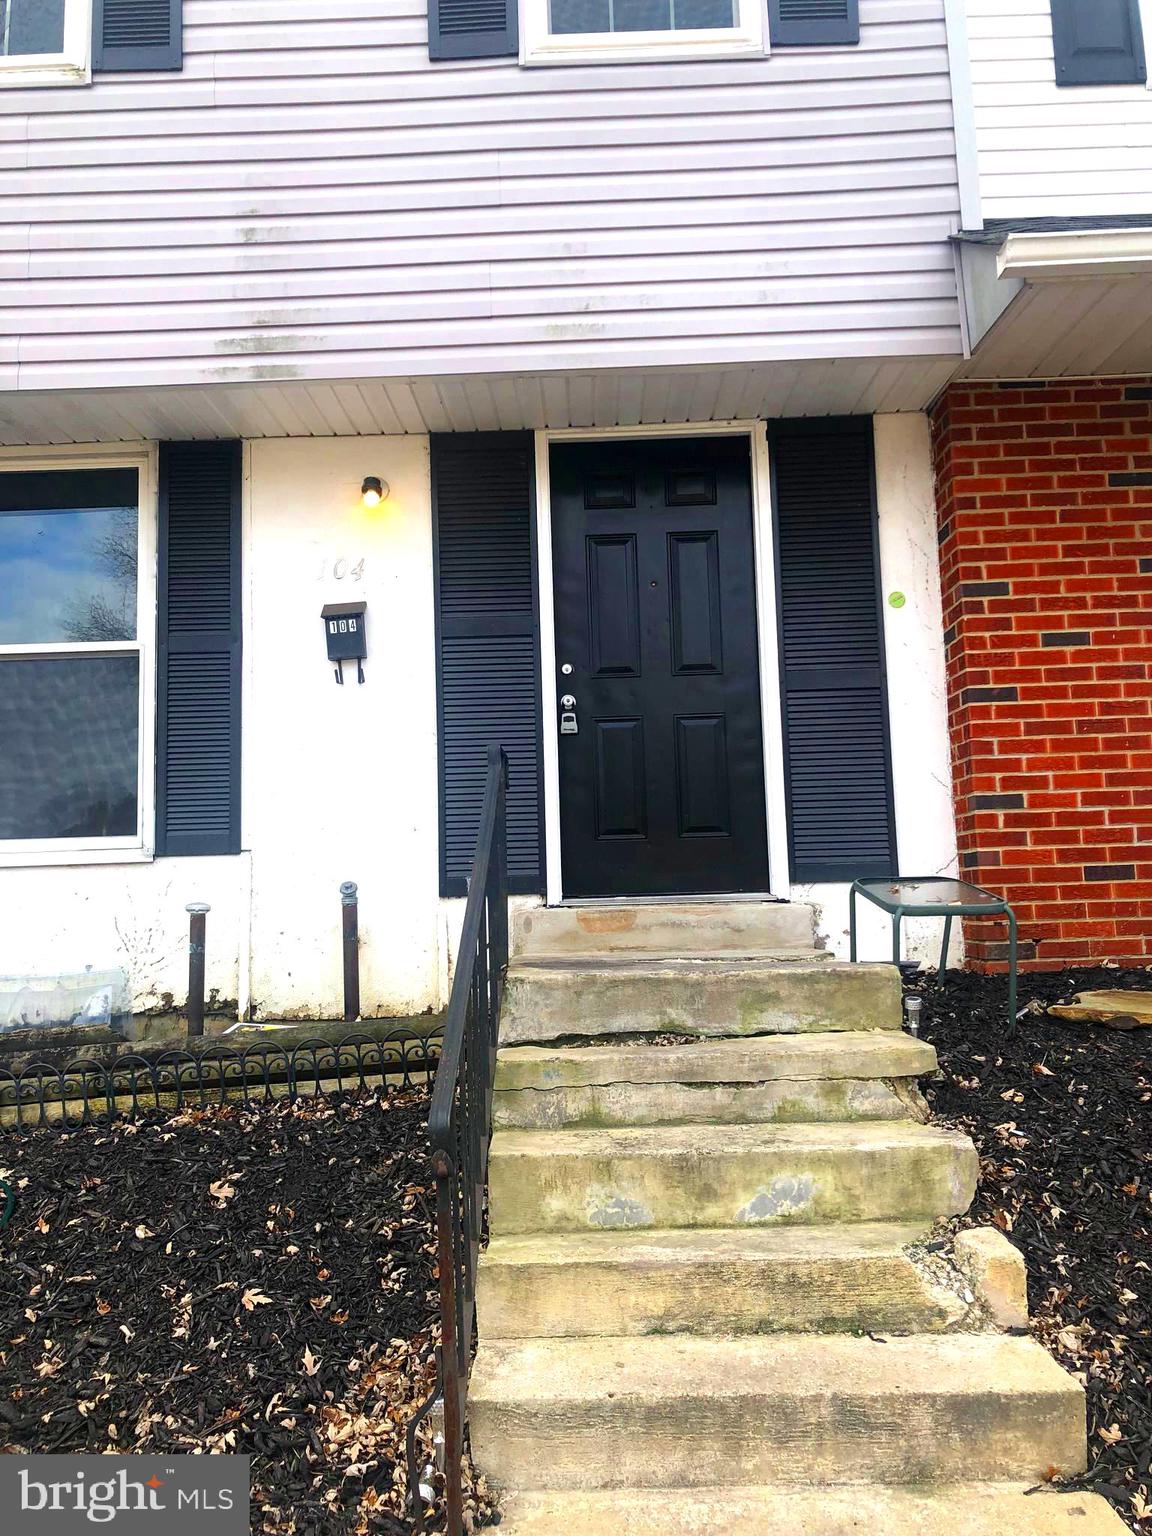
[{"left": 361, "top": 475, "right": 387, "bottom": 508}]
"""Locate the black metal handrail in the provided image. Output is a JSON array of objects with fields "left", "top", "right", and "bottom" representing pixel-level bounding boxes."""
[{"left": 408, "top": 744, "right": 509, "bottom": 1535}]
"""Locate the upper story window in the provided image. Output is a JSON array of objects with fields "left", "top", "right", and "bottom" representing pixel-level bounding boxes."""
[
  {"left": 0, "top": 0, "right": 90, "bottom": 86},
  {"left": 521, "top": 0, "right": 764, "bottom": 62},
  {"left": 431, "top": 0, "right": 856, "bottom": 65}
]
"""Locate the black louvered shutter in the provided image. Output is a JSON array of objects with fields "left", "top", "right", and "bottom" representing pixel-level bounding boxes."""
[
  {"left": 428, "top": 0, "right": 517, "bottom": 59},
  {"left": 1050, "top": 0, "right": 1145, "bottom": 85},
  {"left": 156, "top": 441, "right": 242, "bottom": 857},
  {"left": 770, "top": 418, "right": 896, "bottom": 884},
  {"left": 769, "top": 0, "right": 859, "bottom": 46},
  {"left": 432, "top": 433, "right": 543, "bottom": 897},
  {"left": 93, "top": 0, "right": 183, "bottom": 71}
]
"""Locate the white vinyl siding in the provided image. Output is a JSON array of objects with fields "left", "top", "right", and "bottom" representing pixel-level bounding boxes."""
[
  {"left": 0, "top": 0, "right": 961, "bottom": 393},
  {"left": 967, "top": 0, "right": 1152, "bottom": 220}
]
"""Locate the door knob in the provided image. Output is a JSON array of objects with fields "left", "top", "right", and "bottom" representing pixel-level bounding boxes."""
[{"left": 560, "top": 694, "right": 576, "bottom": 709}]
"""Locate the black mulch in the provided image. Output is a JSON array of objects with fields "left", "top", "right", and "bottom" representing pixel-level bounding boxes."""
[
  {"left": 0, "top": 1087, "right": 483, "bottom": 1535},
  {"left": 915, "top": 967, "right": 1152, "bottom": 1532}
]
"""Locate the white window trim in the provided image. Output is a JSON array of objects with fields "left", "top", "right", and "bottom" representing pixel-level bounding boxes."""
[
  {"left": 521, "top": 0, "right": 765, "bottom": 66},
  {"left": 0, "top": 0, "right": 91, "bottom": 88},
  {"left": 0, "top": 445, "right": 158, "bottom": 869}
]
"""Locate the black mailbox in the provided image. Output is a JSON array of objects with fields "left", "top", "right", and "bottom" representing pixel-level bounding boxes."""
[{"left": 322, "top": 601, "right": 367, "bottom": 684}]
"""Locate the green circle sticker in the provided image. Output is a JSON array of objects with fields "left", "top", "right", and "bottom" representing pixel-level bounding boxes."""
[{"left": 888, "top": 591, "right": 907, "bottom": 609}]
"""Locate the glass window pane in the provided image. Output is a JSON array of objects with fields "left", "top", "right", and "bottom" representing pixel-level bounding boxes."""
[
  {"left": 674, "top": 0, "right": 734, "bottom": 24},
  {"left": 2, "top": 0, "right": 66, "bottom": 56},
  {"left": 0, "top": 469, "right": 139, "bottom": 644},
  {"left": 550, "top": 0, "right": 611, "bottom": 32},
  {"left": 548, "top": 0, "right": 733, "bottom": 33},
  {"left": 0, "top": 656, "right": 139, "bottom": 840},
  {"left": 615, "top": 0, "right": 672, "bottom": 29}
]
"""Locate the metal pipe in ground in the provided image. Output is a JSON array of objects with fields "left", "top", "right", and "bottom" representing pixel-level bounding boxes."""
[
  {"left": 185, "top": 902, "right": 210, "bottom": 1038},
  {"left": 341, "top": 881, "right": 360, "bottom": 1023}
]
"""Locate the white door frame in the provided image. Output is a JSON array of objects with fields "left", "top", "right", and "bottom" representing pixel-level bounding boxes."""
[{"left": 534, "top": 420, "right": 791, "bottom": 907}]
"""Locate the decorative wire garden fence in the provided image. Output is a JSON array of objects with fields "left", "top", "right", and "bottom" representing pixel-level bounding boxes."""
[{"left": 0, "top": 1029, "right": 442, "bottom": 1133}]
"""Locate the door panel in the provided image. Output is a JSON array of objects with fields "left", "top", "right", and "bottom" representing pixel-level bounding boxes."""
[
  {"left": 593, "top": 718, "right": 647, "bottom": 839},
  {"left": 552, "top": 435, "right": 769, "bottom": 898},
  {"left": 587, "top": 535, "right": 641, "bottom": 677},
  {"left": 669, "top": 531, "right": 723, "bottom": 675},
  {"left": 675, "top": 714, "right": 731, "bottom": 837}
]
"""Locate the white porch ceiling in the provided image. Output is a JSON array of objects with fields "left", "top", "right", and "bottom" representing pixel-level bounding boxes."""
[
  {"left": 0, "top": 357, "right": 960, "bottom": 447},
  {"left": 960, "top": 275, "right": 1152, "bottom": 381}
]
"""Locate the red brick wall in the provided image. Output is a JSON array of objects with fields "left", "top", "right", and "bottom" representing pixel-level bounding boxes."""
[{"left": 931, "top": 378, "right": 1152, "bottom": 970}]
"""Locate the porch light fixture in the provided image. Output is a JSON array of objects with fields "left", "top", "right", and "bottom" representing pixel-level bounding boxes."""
[{"left": 361, "top": 476, "right": 388, "bottom": 508}]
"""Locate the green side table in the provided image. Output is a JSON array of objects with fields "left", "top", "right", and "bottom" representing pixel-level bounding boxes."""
[{"left": 849, "top": 876, "right": 1018, "bottom": 1030}]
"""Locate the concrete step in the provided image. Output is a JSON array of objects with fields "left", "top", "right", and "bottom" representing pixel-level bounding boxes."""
[
  {"left": 511, "top": 900, "right": 816, "bottom": 958},
  {"left": 468, "top": 1333, "right": 1086, "bottom": 1491},
  {"left": 477, "top": 1222, "right": 965, "bottom": 1337},
  {"left": 493, "top": 1031, "right": 937, "bottom": 1129},
  {"left": 495, "top": 1485, "right": 1129, "bottom": 1535},
  {"left": 500, "top": 956, "right": 901, "bottom": 1047},
  {"left": 488, "top": 1121, "right": 978, "bottom": 1235}
]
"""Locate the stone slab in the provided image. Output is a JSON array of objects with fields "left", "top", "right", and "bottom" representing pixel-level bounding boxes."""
[
  {"left": 487, "top": 1121, "right": 979, "bottom": 1234},
  {"left": 469, "top": 1333, "right": 1087, "bottom": 1490},
  {"left": 1049, "top": 990, "right": 1152, "bottom": 1030},
  {"left": 493, "top": 1032, "right": 937, "bottom": 1128},
  {"left": 511, "top": 901, "right": 817, "bottom": 958},
  {"left": 495, "top": 1485, "right": 1128, "bottom": 1535},
  {"left": 495, "top": 1032, "right": 937, "bottom": 1090},
  {"left": 500, "top": 958, "right": 903, "bottom": 1046},
  {"left": 477, "top": 1222, "right": 965, "bottom": 1337},
  {"left": 955, "top": 1226, "right": 1030, "bottom": 1331}
]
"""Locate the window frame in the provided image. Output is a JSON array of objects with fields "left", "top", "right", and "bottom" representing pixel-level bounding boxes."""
[
  {"left": 0, "top": 0, "right": 91, "bottom": 88},
  {"left": 0, "top": 446, "right": 158, "bottom": 868},
  {"left": 520, "top": 0, "right": 765, "bottom": 65}
]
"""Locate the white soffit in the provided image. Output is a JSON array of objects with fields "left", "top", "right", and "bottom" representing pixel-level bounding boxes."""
[
  {"left": 960, "top": 273, "right": 1152, "bottom": 381},
  {"left": 0, "top": 358, "right": 960, "bottom": 447}
]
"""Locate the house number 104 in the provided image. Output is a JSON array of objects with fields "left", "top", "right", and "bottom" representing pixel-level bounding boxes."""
[{"left": 318, "top": 557, "right": 366, "bottom": 581}]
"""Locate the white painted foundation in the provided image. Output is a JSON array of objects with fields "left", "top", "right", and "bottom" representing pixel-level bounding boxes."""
[
  {"left": 0, "top": 435, "right": 445, "bottom": 1019},
  {"left": 0, "top": 414, "right": 958, "bottom": 1015}
]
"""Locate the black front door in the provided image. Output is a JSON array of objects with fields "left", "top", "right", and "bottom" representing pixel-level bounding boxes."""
[{"left": 552, "top": 436, "right": 770, "bottom": 898}]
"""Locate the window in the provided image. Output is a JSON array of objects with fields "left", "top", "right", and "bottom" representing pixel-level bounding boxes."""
[
  {"left": 521, "top": 0, "right": 763, "bottom": 62},
  {"left": 0, "top": 0, "right": 90, "bottom": 86},
  {"left": 0, "top": 460, "right": 155, "bottom": 863}
]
